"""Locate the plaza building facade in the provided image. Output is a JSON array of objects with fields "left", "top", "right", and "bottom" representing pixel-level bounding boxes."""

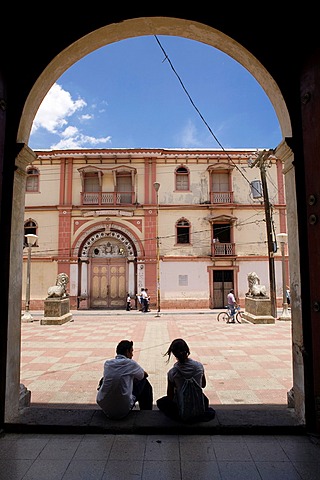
[{"left": 22, "top": 147, "right": 288, "bottom": 311}]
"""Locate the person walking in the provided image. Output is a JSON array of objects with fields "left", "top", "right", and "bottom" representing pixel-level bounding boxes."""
[
  {"left": 136, "top": 289, "right": 143, "bottom": 311},
  {"left": 140, "top": 287, "right": 149, "bottom": 312},
  {"left": 145, "top": 288, "right": 150, "bottom": 312},
  {"left": 126, "top": 293, "right": 131, "bottom": 311},
  {"left": 286, "top": 286, "right": 291, "bottom": 307},
  {"left": 227, "top": 288, "right": 237, "bottom": 323},
  {"left": 156, "top": 338, "right": 215, "bottom": 422},
  {"left": 96, "top": 340, "right": 153, "bottom": 419}
]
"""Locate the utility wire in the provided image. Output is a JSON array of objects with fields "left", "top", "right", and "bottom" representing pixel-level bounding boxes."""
[
  {"left": 154, "top": 35, "right": 263, "bottom": 193},
  {"left": 154, "top": 35, "right": 224, "bottom": 151}
]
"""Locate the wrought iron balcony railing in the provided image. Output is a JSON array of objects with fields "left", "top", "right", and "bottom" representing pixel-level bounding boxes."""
[
  {"left": 81, "top": 191, "right": 135, "bottom": 206},
  {"left": 212, "top": 242, "right": 235, "bottom": 256},
  {"left": 210, "top": 191, "right": 233, "bottom": 203}
]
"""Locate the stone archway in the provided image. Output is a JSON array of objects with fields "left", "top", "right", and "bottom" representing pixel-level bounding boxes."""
[
  {"left": 17, "top": 18, "right": 291, "bottom": 144},
  {"left": 75, "top": 227, "right": 140, "bottom": 309},
  {"left": 6, "top": 17, "right": 303, "bottom": 426}
]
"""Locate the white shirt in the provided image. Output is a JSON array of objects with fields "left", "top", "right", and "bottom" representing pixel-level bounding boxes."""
[
  {"left": 96, "top": 354, "right": 145, "bottom": 419},
  {"left": 227, "top": 291, "right": 236, "bottom": 306}
]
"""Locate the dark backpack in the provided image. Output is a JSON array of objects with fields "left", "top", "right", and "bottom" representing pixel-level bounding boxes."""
[{"left": 177, "top": 376, "right": 206, "bottom": 422}]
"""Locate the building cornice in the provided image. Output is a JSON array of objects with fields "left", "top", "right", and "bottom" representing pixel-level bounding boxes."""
[{"left": 34, "top": 147, "right": 268, "bottom": 163}]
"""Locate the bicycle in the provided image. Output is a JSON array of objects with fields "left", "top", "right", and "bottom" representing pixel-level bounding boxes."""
[{"left": 217, "top": 305, "right": 243, "bottom": 323}]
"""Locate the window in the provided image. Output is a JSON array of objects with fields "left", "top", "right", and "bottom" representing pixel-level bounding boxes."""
[
  {"left": 208, "top": 165, "right": 233, "bottom": 203},
  {"left": 209, "top": 170, "right": 233, "bottom": 203},
  {"left": 24, "top": 220, "right": 37, "bottom": 247},
  {"left": 176, "top": 219, "right": 190, "bottom": 244},
  {"left": 116, "top": 172, "right": 132, "bottom": 204},
  {"left": 78, "top": 167, "right": 103, "bottom": 205},
  {"left": 211, "top": 172, "right": 229, "bottom": 192},
  {"left": 84, "top": 172, "right": 100, "bottom": 192},
  {"left": 212, "top": 223, "right": 235, "bottom": 256},
  {"left": 78, "top": 165, "right": 136, "bottom": 206},
  {"left": 213, "top": 223, "right": 231, "bottom": 243},
  {"left": 26, "top": 167, "right": 39, "bottom": 192},
  {"left": 175, "top": 166, "right": 189, "bottom": 191}
]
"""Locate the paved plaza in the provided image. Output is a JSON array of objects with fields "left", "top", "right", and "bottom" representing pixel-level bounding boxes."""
[
  {"left": 20, "top": 310, "right": 293, "bottom": 409},
  {"left": 4, "top": 311, "right": 319, "bottom": 480}
]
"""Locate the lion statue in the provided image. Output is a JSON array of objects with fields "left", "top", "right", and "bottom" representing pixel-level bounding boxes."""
[
  {"left": 47, "top": 272, "right": 69, "bottom": 298},
  {"left": 246, "top": 272, "right": 267, "bottom": 297}
]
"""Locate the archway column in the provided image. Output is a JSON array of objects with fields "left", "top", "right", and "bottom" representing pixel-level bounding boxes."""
[
  {"left": 78, "top": 258, "right": 89, "bottom": 308},
  {"left": 80, "top": 260, "right": 88, "bottom": 296},
  {"left": 127, "top": 256, "right": 135, "bottom": 296},
  {"left": 275, "top": 140, "right": 305, "bottom": 423},
  {"left": 6, "top": 145, "right": 36, "bottom": 422}
]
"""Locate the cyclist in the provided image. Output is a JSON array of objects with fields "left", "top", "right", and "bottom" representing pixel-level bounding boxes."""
[{"left": 227, "top": 289, "right": 237, "bottom": 323}]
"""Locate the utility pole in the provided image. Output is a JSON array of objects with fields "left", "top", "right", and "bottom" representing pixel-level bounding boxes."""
[
  {"left": 250, "top": 149, "right": 277, "bottom": 318},
  {"left": 153, "top": 182, "right": 161, "bottom": 317}
]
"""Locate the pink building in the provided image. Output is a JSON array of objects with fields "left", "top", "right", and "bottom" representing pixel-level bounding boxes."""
[{"left": 23, "top": 148, "right": 287, "bottom": 311}]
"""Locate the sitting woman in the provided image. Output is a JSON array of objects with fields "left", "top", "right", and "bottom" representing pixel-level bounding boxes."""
[{"left": 156, "top": 338, "right": 215, "bottom": 423}]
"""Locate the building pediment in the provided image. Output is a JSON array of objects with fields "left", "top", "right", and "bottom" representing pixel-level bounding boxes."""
[{"left": 205, "top": 214, "right": 237, "bottom": 223}]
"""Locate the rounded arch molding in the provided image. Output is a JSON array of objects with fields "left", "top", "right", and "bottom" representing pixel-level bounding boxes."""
[
  {"left": 19, "top": 17, "right": 291, "bottom": 145},
  {"left": 72, "top": 222, "right": 144, "bottom": 259}
]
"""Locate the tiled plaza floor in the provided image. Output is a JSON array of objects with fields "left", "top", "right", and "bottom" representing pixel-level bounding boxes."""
[
  {"left": 3, "top": 310, "right": 319, "bottom": 480},
  {"left": 20, "top": 310, "right": 293, "bottom": 409}
]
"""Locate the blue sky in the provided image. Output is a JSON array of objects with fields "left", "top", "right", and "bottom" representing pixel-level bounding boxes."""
[{"left": 29, "top": 35, "right": 282, "bottom": 151}]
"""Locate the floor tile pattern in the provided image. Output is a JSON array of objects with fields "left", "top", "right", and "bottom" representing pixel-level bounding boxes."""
[
  {"left": 4, "top": 311, "right": 319, "bottom": 479},
  {"left": 20, "top": 311, "right": 292, "bottom": 408},
  {"left": 0, "top": 432, "right": 319, "bottom": 480}
]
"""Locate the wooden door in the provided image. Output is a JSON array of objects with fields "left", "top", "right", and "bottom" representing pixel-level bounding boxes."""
[
  {"left": 301, "top": 50, "right": 320, "bottom": 433},
  {"left": 90, "top": 258, "right": 127, "bottom": 309},
  {"left": 213, "top": 270, "right": 234, "bottom": 308}
]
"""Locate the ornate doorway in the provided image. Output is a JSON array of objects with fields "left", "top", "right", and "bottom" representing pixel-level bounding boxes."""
[
  {"left": 76, "top": 225, "right": 141, "bottom": 310},
  {"left": 90, "top": 257, "right": 127, "bottom": 309},
  {"left": 88, "top": 237, "right": 129, "bottom": 309}
]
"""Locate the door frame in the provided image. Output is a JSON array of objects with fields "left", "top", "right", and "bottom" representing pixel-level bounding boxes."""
[{"left": 89, "top": 257, "right": 127, "bottom": 309}]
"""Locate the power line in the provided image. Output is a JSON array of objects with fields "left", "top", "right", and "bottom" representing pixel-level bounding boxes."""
[
  {"left": 154, "top": 35, "right": 264, "bottom": 195},
  {"left": 154, "top": 36, "right": 280, "bottom": 317}
]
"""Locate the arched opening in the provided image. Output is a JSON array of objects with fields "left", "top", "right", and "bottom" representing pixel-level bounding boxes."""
[
  {"left": 74, "top": 223, "right": 140, "bottom": 309},
  {"left": 7, "top": 17, "right": 303, "bottom": 430}
]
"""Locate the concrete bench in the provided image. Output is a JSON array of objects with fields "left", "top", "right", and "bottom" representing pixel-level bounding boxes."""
[{"left": 5, "top": 405, "right": 305, "bottom": 435}]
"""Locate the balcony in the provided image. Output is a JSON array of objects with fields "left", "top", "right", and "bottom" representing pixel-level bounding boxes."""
[
  {"left": 210, "top": 191, "right": 233, "bottom": 204},
  {"left": 212, "top": 242, "right": 235, "bottom": 257},
  {"left": 81, "top": 191, "right": 135, "bottom": 206}
]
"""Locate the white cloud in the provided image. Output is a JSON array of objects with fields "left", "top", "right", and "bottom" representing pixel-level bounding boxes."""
[
  {"left": 30, "top": 83, "right": 112, "bottom": 149},
  {"left": 51, "top": 126, "right": 111, "bottom": 149},
  {"left": 176, "top": 119, "right": 203, "bottom": 147},
  {"left": 31, "top": 83, "right": 87, "bottom": 134},
  {"left": 60, "top": 126, "right": 79, "bottom": 138},
  {"left": 80, "top": 114, "right": 93, "bottom": 121}
]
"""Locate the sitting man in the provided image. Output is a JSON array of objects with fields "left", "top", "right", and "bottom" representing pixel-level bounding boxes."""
[{"left": 97, "top": 340, "right": 153, "bottom": 419}]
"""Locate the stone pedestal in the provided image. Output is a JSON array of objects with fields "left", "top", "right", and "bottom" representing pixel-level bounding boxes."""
[
  {"left": 242, "top": 296, "right": 275, "bottom": 324},
  {"left": 19, "top": 383, "right": 31, "bottom": 409},
  {"left": 40, "top": 297, "right": 73, "bottom": 325}
]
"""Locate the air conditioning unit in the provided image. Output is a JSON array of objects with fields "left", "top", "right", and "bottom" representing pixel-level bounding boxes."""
[{"left": 250, "top": 180, "right": 263, "bottom": 199}]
